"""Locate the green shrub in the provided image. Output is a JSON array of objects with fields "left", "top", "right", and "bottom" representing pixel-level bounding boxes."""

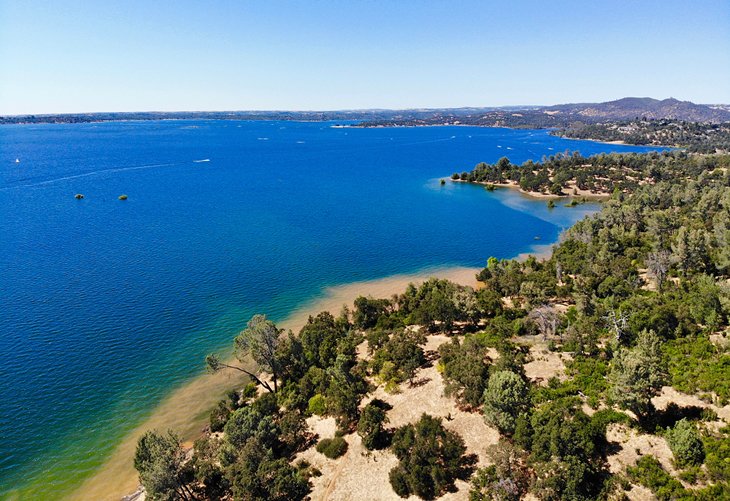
[
  {"left": 316, "top": 437, "right": 348, "bottom": 459},
  {"left": 664, "top": 336, "right": 730, "bottom": 405},
  {"left": 366, "top": 328, "right": 390, "bottom": 354},
  {"left": 439, "top": 335, "right": 491, "bottom": 408},
  {"left": 389, "top": 466, "right": 411, "bottom": 497},
  {"left": 627, "top": 455, "right": 687, "bottom": 500},
  {"left": 482, "top": 370, "right": 530, "bottom": 436},
  {"left": 666, "top": 418, "right": 705, "bottom": 467},
  {"left": 704, "top": 428, "right": 730, "bottom": 482},
  {"left": 357, "top": 399, "right": 390, "bottom": 450},
  {"left": 209, "top": 399, "right": 231, "bottom": 432},
  {"left": 389, "top": 414, "right": 472, "bottom": 499},
  {"left": 307, "top": 394, "right": 327, "bottom": 416},
  {"left": 564, "top": 356, "right": 609, "bottom": 403},
  {"left": 678, "top": 467, "right": 700, "bottom": 484},
  {"left": 241, "top": 382, "right": 258, "bottom": 400},
  {"left": 589, "top": 408, "right": 631, "bottom": 436},
  {"left": 224, "top": 405, "right": 278, "bottom": 449}
]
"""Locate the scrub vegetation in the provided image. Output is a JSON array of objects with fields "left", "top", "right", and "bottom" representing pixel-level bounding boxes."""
[{"left": 135, "top": 151, "right": 730, "bottom": 500}]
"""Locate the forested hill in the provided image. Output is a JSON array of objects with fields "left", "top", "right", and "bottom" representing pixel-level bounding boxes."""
[
  {"left": 555, "top": 119, "right": 730, "bottom": 153},
  {"left": 453, "top": 150, "right": 729, "bottom": 196},
  {"left": 355, "top": 98, "right": 730, "bottom": 129},
  {"left": 134, "top": 151, "right": 730, "bottom": 501}
]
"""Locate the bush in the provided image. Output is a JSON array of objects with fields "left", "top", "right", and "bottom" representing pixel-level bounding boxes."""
[
  {"left": 389, "top": 466, "right": 411, "bottom": 497},
  {"left": 307, "top": 394, "right": 327, "bottom": 416},
  {"left": 316, "top": 437, "right": 348, "bottom": 459},
  {"left": 482, "top": 371, "right": 530, "bottom": 436},
  {"left": 357, "top": 399, "right": 390, "bottom": 450},
  {"left": 469, "top": 441, "right": 531, "bottom": 501},
  {"left": 532, "top": 456, "right": 593, "bottom": 501},
  {"left": 366, "top": 328, "right": 390, "bottom": 354},
  {"left": 210, "top": 399, "right": 232, "bottom": 432},
  {"left": 353, "top": 296, "right": 392, "bottom": 330},
  {"left": 224, "top": 404, "right": 279, "bottom": 449},
  {"left": 627, "top": 455, "right": 687, "bottom": 500},
  {"left": 589, "top": 408, "right": 631, "bottom": 436},
  {"left": 439, "top": 336, "right": 491, "bottom": 408},
  {"left": 664, "top": 336, "right": 730, "bottom": 405},
  {"left": 389, "top": 414, "right": 473, "bottom": 499},
  {"left": 241, "top": 382, "right": 258, "bottom": 399},
  {"left": 372, "top": 329, "right": 426, "bottom": 386},
  {"left": 666, "top": 418, "right": 705, "bottom": 467},
  {"left": 704, "top": 428, "right": 730, "bottom": 482}
]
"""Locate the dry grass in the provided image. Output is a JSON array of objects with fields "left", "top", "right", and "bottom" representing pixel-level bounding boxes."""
[
  {"left": 606, "top": 385, "right": 730, "bottom": 496},
  {"left": 297, "top": 334, "right": 499, "bottom": 500},
  {"left": 606, "top": 423, "right": 676, "bottom": 476},
  {"left": 624, "top": 484, "right": 656, "bottom": 501},
  {"left": 653, "top": 385, "right": 730, "bottom": 429},
  {"left": 522, "top": 344, "right": 571, "bottom": 386}
]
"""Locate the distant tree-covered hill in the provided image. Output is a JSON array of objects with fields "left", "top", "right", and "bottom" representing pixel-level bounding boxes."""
[
  {"left": 3, "top": 97, "right": 729, "bottom": 126},
  {"left": 555, "top": 119, "right": 730, "bottom": 153}
]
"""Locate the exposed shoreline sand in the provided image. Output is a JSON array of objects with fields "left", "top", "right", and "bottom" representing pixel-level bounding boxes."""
[
  {"left": 70, "top": 266, "right": 482, "bottom": 500},
  {"left": 451, "top": 178, "right": 612, "bottom": 200}
]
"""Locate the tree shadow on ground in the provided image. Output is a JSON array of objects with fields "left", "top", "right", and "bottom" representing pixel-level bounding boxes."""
[{"left": 640, "top": 403, "right": 710, "bottom": 432}]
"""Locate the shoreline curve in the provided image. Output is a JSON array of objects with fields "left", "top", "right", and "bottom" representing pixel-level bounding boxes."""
[{"left": 69, "top": 265, "right": 482, "bottom": 500}]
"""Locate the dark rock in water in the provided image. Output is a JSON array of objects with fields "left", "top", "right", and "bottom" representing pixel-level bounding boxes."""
[
  {"left": 118, "top": 194, "right": 128, "bottom": 200},
  {"left": 74, "top": 194, "right": 84, "bottom": 199}
]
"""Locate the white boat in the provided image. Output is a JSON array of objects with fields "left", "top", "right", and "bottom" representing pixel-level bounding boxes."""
[{"left": 15, "top": 158, "right": 20, "bottom": 163}]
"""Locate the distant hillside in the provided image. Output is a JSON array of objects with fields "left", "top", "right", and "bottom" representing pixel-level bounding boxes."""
[
  {"left": 354, "top": 98, "right": 730, "bottom": 129},
  {"left": 2, "top": 98, "right": 729, "bottom": 125},
  {"left": 546, "top": 97, "right": 730, "bottom": 123},
  {"left": 555, "top": 119, "right": 730, "bottom": 153}
]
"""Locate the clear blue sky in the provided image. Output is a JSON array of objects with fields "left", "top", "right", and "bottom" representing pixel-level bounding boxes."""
[{"left": 1, "top": 0, "right": 728, "bottom": 114}]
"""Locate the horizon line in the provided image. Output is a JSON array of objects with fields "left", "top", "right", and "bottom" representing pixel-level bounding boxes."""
[{"left": 2, "top": 96, "right": 715, "bottom": 118}]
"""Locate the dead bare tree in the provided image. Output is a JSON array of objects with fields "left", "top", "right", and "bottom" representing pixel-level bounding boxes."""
[
  {"left": 646, "top": 250, "right": 673, "bottom": 291},
  {"left": 603, "top": 308, "right": 629, "bottom": 344},
  {"left": 529, "top": 305, "right": 561, "bottom": 341}
]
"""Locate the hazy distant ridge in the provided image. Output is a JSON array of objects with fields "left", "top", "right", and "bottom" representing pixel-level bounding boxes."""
[
  {"left": 2, "top": 97, "right": 729, "bottom": 125},
  {"left": 545, "top": 97, "right": 730, "bottom": 122}
]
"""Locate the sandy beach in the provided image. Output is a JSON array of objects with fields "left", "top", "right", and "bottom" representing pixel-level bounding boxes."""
[
  {"left": 451, "top": 178, "right": 612, "bottom": 200},
  {"left": 69, "top": 266, "right": 481, "bottom": 501}
]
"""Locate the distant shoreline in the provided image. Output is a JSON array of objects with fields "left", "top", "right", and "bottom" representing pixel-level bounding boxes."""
[{"left": 2, "top": 117, "right": 681, "bottom": 151}]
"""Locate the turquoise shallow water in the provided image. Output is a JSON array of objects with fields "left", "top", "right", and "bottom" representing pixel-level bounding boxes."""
[{"left": 0, "top": 121, "right": 664, "bottom": 498}]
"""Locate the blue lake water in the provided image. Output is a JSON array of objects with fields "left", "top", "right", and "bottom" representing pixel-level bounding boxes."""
[{"left": 0, "top": 121, "right": 664, "bottom": 498}]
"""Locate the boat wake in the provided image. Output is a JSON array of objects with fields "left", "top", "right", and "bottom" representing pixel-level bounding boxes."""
[
  {"left": 193, "top": 159, "right": 210, "bottom": 163},
  {"left": 1, "top": 162, "right": 179, "bottom": 190}
]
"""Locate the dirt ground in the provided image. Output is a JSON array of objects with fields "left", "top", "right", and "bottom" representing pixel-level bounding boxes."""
[
  {"left": 296, "top": 334, "right": 499, "bottom": 501},
  {"left": 522, "top": 344, "right": 571, "bottom": 386},
  {"left": 605, "top": 385, "right": 730, "bottom": 499}
]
